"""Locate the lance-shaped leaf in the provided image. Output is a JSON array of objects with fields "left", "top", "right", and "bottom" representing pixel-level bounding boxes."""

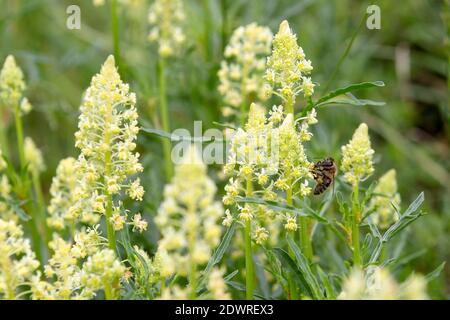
[{"left": 236, "top": 196, "right": 329, "bottom": 223}]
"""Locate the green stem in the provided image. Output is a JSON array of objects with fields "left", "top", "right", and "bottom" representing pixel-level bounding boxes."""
[
  {"left": 323, "top": 11, "right": 367, "bottom": 94},
  {"left": 202, "top": 0, "right": 212, "bottom": 61},
  {"left": 27, "top": 204, "right": 42, "bottom": 263},
  {"left": 189, "top": 261, "right": 197, "bottom": 300},
  {"left": 220, "top": 0, "right": 228, "bottom": 55},
  {"left": 13, "top": 104, "right": 25, "bottom": 169},
  {"left": 32, "top": 172, "right": 48, "bottom": 245},
  {"left": 351, "top": 183, "right": 362, "bottom": 267},
  {"left": 158, "top": 58, "right": 173, "bottom": 180},
  {"left": 244, "top": 179, "right": 254, "bottom": 300},
  {"left": 105, "top": 193, "right": 116, "bottom": 251},
  {"left": 286, "top": 187, "right": 299, "bottom": 300},
  {"left": 104, "top": 283, "right": 113, "bottom": 300},
  {"left": 104, "top": 108, "right": 116, "bottom": 251},
  {"left": 111, "top": 0, "right": 120, "bottom": 65},
  {"left": 285, "top": 97, "right": 294, "bottom": 115},
  {"left": 188, "top": 207, "right": 197, "bottom": 299},
  {"left": 0, "top": 106, "right": 9, "bottom": 158},
  {"left": 239, "top": 65, "right": 249, "bottom": 127},
  {"left": 299, "top": 216, "right": 312, "bottom": 260}
]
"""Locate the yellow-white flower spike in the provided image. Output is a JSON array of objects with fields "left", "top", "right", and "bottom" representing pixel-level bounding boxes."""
[
  {"left": 80, "top": 248, "right": 125, "bottom": 295},
  {"left": 72, "top": 55, "right": 144, "bottom": 228},
  {"left": 148, "top": 0, "right": 186, "bottom": 58},
  {"left": 0, "top": 55, "right": 25, "bottom": 108},
  {"left": 218, "top": 23, "right": 273, "bottom": 118},
  {"left": 338, "top": 267, "right": 428, "bottom": 300},
  {"left": 370, "top": 169, "right": 401, "bottom": 229},
  {"left": 24, "top": 137, "right": 45, "bottom": 175},
  {"left": 30, "top": 225, "right": 126, "bottom": 300},
  {"left": 207, "top": 268, "right": 231, "bottom": 299},
  {"left": 0, "top": 149, "right": 15, "bottom": 222},
  {"left": 341, "top": 123, "right": 375, "bottom": 186},
  {"left": 276, "top": 113, "right": 312, "bottom": 191},
  {"left": 223, "top": 103, "right": 312, "bottom": 244},
  {"left": 47, "top": 157, "right": 78, "bottom": 230},
  {"left": 155, "top": 146, "right": 223, "bottom": 278},
  {"left": 0, "top": 218, "right": 40, "bottom": 299},
  {"left": 265, "top": 20, "right": 314, "bottom": 109}
]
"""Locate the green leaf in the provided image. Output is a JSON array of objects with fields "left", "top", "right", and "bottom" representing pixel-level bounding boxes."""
[
  {"left": 382, "top": 192, "right": 425, "bottom": 242},
  {"left": 213, "top": 121, "right": 237, "bottom": 130},
  {"left": 263, "top": 247, "right": 287, "bottom": 294},
  {"left": 316, "top": 93, "right": 385, "bottom": 108},
  {"left": 141, "top": 127, "right": 225, "bottom": 143},
  {"left": 315, "top": 81, "right": 385, "bottom": 105},
  {"left": 286, "top": 237, "right": 324, "bottom": 299},
  {"left": 316, "top": 266, "right": 336, "bottom": 299},
  {"left": 299, "top": 81, "right": 385, "bottom": 117},
  {"left": 236, "top": 196, "right": 328, "bottom": 223},
  {"left": 272, "top": 248, "right": 313, "bottom": 298},
  {"left": 369, "top": 193, "right": 425, "bottom": 264},
  {"left": 425, "top": 262, "right": 446, "bottom": 283},
  {"left": 0, "top": 196, "right": 31, "bottom": 221},
  {"left": 197, "top": 222, "right": 237, "bottom": 292},
  {"left": 223, "top": 270, "right": 239, "bottom": 282}
]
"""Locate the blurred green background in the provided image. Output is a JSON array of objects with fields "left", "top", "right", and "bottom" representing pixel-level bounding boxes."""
[{"left": 0, "top": 0, "right": 448, "bottom": 298}]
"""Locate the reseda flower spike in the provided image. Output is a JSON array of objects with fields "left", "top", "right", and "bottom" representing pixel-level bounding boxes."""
[
  {"left": 341, "top": 123, "right": 375, "bottom": 186},
  {"left": 0, "top": 55, "right": 27, "bottom": 168},
  {"left": 338, "top": 267, "right": 428, "bottom": 300},
  {"left": 218, "top": 23, "right": 273, "bottom": 125},
  {"left": 369, "top": 169, "right": 401, "bottom": 229},
  {"left": 265, "top": 20, "right": 314, "bottom": 114},
  {"left": 155, "top": 146, "right": 224, "bottom": 299},
  {"left": 0, "top": 218, "right": 40, "bottom": 299},
  {"left": 72, "top": 55, "right": 144, "bottom": 251},
  {"left": 147, "top": 0, "right": 186, "bottom": 58},
  {"left": 0, "top": 55, "right": 25, "bottom": 109}
]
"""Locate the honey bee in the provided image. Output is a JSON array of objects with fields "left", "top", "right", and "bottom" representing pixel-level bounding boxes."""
[{"left": 311, "top": 157, "right": 337, "bottom": 195}]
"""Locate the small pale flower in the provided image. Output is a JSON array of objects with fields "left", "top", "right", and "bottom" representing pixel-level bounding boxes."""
[{"left": 284, "top": 216, "right": 298, "bottom": 232}]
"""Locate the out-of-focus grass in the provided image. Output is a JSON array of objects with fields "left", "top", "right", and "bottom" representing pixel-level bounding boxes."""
[{"left": 0, "top": 0, "right": 448, "bottom": 298}]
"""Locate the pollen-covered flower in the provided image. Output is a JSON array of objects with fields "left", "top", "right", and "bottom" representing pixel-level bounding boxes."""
[
  {"left": 341, "top": 123, "right": 375, "bottom": 186},
  {"left": 72, "top": 55, "right": 144, "bottom": 229},
  {"left": 147, "top": 0, "right": 186, "bottom": 58},
  {"left": 24, "top": 137, "right": 45, "bottom": 174},
  {"left": 0, "top": 55, "right": 25, "bottom": 108},
  {"left": 0, "top": 218, "right": 40, "bottom": 299},
  {"left": 155, "top": 146, "right": 223, "bottom": 278},
  {"left": 265, "top": 20, "right": 314, "bottom": 108},
  {"left": 218, "top": 23, "right": 272, "bottom": 118},
  {"left": 369, "top": 169, "right": 401, "bottom": 229}
]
